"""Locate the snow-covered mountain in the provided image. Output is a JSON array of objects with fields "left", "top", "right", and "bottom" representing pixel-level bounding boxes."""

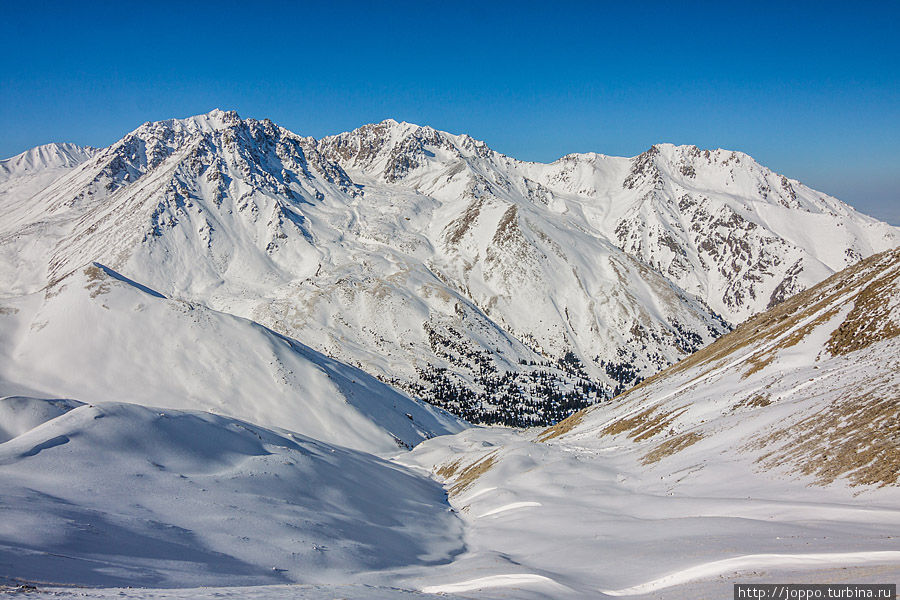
[
  {"left": 0, "top": 143, "right": 98, "bottom": 234},
  {"left": 0, "top": 142, "right": 96, "bottom": 178},
  {"left": 1, "top": 110, "right": 896, "bottom": 425},
  {"left": 317, "top": 121, "right": 897, "bottom": 323}
]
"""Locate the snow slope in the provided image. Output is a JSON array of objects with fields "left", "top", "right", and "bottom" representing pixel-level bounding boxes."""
[{"left": 0, "top": 399, "right": 464, "bottom": 588}]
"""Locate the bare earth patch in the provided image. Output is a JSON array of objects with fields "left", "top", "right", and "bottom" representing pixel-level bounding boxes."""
[
  {"left": 827, "top": 268, "right": 900, "bottom": 356},
  {"left": 83, "top": 264, "right": 111, "bottom": 298},
  {"left": 537, "top": 408, "right": 590, "bottom": 442},
  {"left": 642, "top": 431, "right": 704, "bottom": 464},
  {"left": 601, "top": 404, "right": 688, "bottom": 442},
  {"left": 436, "top": 451, "right": 499, "bottom": 497}
]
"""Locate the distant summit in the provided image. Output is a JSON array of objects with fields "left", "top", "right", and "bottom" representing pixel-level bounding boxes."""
[{"left": 0, "top": 142, "right": 97, "bottom": 178}]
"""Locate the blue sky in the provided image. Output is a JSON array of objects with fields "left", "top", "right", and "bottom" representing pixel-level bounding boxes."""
[{"left": 2, "top": 1, "right": 898, "bottom": 223}]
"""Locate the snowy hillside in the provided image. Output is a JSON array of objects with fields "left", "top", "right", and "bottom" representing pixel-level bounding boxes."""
[
  {"left": 395, "top": 246, "right": 900, "bottom": 598},
  {"left": 541, "top": 245, "right": 900, "bottom": 485},
  {"left": 0, "top": 111, "right": 896, "bottom": 425},
  {"left": 0, "top": 262, "right": 464, "bottom": 453}
]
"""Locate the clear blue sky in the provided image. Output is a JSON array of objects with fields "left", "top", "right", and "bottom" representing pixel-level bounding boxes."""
[{"left": 2, "top": 1, "right": 898, "bottom": 223}]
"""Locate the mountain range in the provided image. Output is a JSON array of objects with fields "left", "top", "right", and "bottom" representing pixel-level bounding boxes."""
[{"left": 1, "top": 110, "right": 896, "bottom": 426}]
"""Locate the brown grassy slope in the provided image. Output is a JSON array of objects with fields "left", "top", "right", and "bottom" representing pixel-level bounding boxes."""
[{"left": 435, "top": 450, "right": 499, "bottom": 498}]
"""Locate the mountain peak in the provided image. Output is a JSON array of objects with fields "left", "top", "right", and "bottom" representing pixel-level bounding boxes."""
[
  {"left": 206, "top": 107, "right": 238, "bottom": 119},
  {"left": 133, "top": 109, "right": 243, "bottom": 138},
  {"left": 3, "top": 111, "right": 897, "bottom": 426},
  {"left": 0, "top": 142, "right": 97, "bottom": 177}
]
